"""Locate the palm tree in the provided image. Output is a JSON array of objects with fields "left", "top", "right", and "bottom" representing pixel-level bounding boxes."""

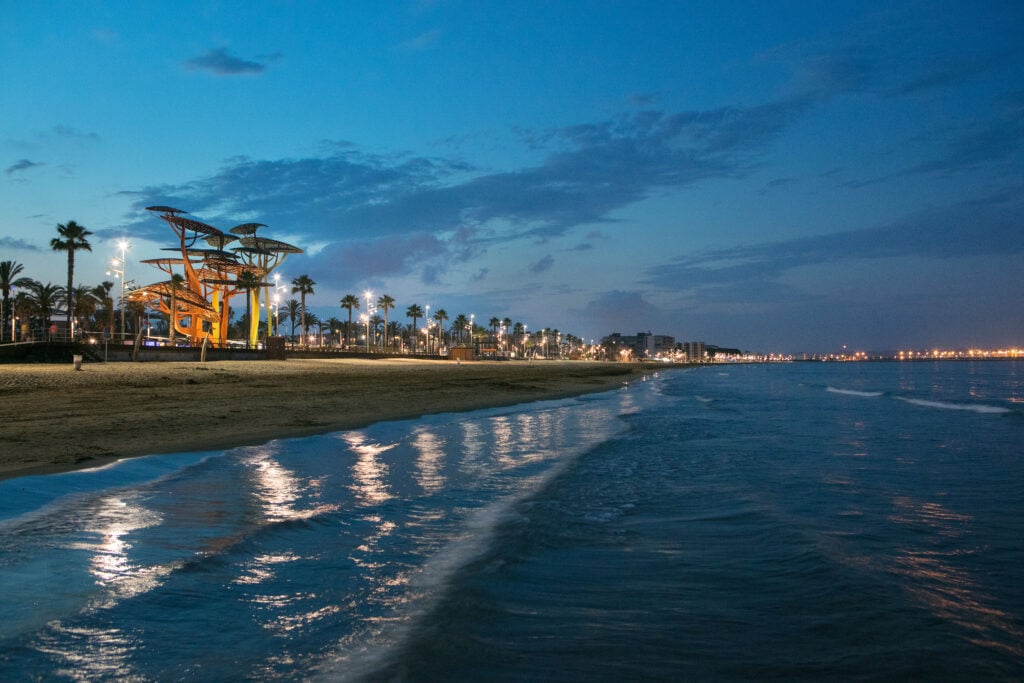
[
  {"left": 433, "top": 308, "right": 448, "bottom": 350},
  {"left": 375, "top": 294, "right": 395, "bottom": 349},
  {"left": 12, "top": 290, "right": 32, "bottom": 340},
  {"left": 305, "top": 312, "right": 322, "bottom": 345},
  {"left": 73, "top": 283, "right": 100, "bottom": 332},
  {"left": 326, "top": 317, "right": 344, "bottom": 346},
  {"left": 513, "top": 322, "right": 525, "bottom": 356},
  {"left": 369, "top": 313, "right": 384, "bottom": 347},
  {"left": 50, "top": 220, "right": 93, "bottom": 331},
  {"left": 285, "top": 299, "right": 301, "bottom": 340},
  {"left": 291, "top": 275, "right": 316, "bottom": 342},
  {"left": 453, "top": 314, "right": 469, "bottom": 345},
  {"left": 24, "top": 280, "right": 65, "bottom": 336},
  {"left": 385, "top": 320, "right": 402, "bottom": 349},
  {"left": 0, "top": 260, "right": 30, "bottom": 342},
  {"left": 405, "top": 303, "right": 423, "bottom": 351},
  {"left": 340, "top": 294, "right": 360, "bottom": 347},
  {"left": 91, "top": 281, "right": 115, "bottom": 336}
]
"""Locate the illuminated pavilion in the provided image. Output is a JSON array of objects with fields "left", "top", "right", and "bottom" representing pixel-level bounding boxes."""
[{"left": 126, "top": 206, "right": 302, "bottom": 347}]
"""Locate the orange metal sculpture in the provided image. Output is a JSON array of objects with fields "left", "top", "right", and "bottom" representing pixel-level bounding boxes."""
[{"left": 126, "top": 207, "right": 301, "bottom": 347}]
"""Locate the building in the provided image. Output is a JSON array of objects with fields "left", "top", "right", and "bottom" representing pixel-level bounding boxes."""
[
  {"left": 680, "top": 341, "right": 706, "bottom": 362},
  {"left": 601, "top": 331, "right": 676, "bottom": 359}
]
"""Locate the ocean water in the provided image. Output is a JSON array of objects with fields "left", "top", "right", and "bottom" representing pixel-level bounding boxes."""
[{"left": 1, "top": 361, "right": 1021, "bottom": 681}]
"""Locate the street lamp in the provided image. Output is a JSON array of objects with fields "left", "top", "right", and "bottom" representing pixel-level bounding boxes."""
[{"left": 106, "top": 240, "right": 129, "bottom": 342}]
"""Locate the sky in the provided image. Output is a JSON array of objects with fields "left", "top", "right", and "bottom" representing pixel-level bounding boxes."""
[{"left": 2, "top": 1, "right": 1022, "bottom": 354}]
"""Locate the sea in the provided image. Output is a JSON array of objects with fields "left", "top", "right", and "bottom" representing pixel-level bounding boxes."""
[{"left": 0, "top": 361, "right": 1021, "bottom": 681}]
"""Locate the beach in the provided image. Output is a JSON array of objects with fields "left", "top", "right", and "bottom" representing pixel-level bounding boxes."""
[{"left": 0, "top": 358, "right": 652, "bottom": 480}]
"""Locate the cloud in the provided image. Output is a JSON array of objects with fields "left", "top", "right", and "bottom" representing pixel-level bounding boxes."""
[
  {"left": 0, "top": 235, "right": 41, "bottom": 251},
  {"left": 528, "top": 255, "right": 554, "bottom": 274},
  {"left": 52, "top": 125, "right": 100, "bottom": 143},
  {"left": 905, "top": 103, "right": 1024, "bottom": 176},
  {"left": 576, "top": 290, "right": 659, "bottom": 333},
  {"left": 5, "top": 159, "right": 44, "bottom": 176},
  {"left": 183, "top": 48, "right": 270, "bottom": 75},
  {"left": 117, "top": 95, "right": 816, "bottom": 295},
  {"left": 397, "top": 29, "right": 441, "bottom": 52},
  {"left": 644, "top": 188, "right": 1024, "bottom": 291}
]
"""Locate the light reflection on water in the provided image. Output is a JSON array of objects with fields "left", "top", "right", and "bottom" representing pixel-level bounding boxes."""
[
  {"left": 411, "top": 427, "right": 446, "bottom": 493},
  {"left": 887, "top": 495, "right": 1024, "bottom": 658},
  {"left": 342, "top": 433, "right": 397, "bottom": 505}
]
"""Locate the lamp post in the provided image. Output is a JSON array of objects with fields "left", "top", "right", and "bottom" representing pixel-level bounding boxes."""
[{"left": 106, "top": 240, "right": 129, "bottom": 342}]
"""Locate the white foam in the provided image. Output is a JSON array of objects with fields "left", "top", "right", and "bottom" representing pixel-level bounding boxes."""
[
  {"left": 827, "top": 387, "right": 884, "bottom": 398},
  {"left": 894, "top": 397, "right": 1012, "bottom": 414}
]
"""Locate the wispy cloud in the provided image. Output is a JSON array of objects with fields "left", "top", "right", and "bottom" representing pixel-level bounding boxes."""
[
  {"left": 644, "top": 188, "right": 1024, "bottom": 291},
  {"left": 183, "top": 47, "right": 271, "bottom": 76},
  {"left": 0, "top": 235, "right": 42, "bottom": 251},
  {"left": 117, "top": 97, "right": 813, "bottom": 288},
  {"left": 529, "top": 255, "right": 554, "bottom": 274},
  {"left": 397, "top": 29, "right": 441, "bottom": 52},
  {"left": 5, "top": 159, "right": 44, "bottom": 176}
]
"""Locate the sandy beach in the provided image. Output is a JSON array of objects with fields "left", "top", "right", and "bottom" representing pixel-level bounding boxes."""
[{"left": 0, "top": 358, "right": 660, "bottom": 480}]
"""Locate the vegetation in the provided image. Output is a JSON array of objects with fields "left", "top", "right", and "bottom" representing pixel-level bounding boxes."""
[
  {"left": 49, "top": 220, "right": 93, "bottom": 331},
  {"left": 3, "top": 238, "right": 592, "bottom": 357},
  {"left": 291, "top": 274, "right": 316, "bottom": 341}
]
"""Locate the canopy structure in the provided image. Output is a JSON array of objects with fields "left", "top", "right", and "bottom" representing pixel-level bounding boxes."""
[{"left": 130, "top": 207, "right": 303, "bottom": 347}]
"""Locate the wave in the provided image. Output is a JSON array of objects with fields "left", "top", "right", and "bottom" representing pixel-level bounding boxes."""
[
  {"left": 827, "top": 387, "right": 885, "bottom": 398},
  {"left": 894, "top": 397, "right": 1013, "bottom": 414}
]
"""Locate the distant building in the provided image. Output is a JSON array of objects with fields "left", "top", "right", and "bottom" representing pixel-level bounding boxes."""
[
  {"left": 680, "top": 341, "right": 706, "bottom": 362},
  {"left": 601, "top": 331, "right": 676, "bottom": 359}
]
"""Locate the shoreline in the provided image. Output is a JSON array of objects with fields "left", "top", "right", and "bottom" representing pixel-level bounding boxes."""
[{"left": 0, "top": 358, "right": 669, "bottom": 481}]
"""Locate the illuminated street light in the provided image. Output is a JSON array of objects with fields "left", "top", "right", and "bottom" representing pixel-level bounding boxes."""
[{"left": 105, "top": 240, "right": 129, "bottom": 342}]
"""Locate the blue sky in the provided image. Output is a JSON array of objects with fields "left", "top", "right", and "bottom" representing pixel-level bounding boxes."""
[{"left": 2, "top": 1, "right": 1022, "bottom": 353}]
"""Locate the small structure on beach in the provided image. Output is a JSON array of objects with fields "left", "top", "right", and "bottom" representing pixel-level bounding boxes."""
[{"left": 125, "top": 207, "right": 302, "bottom": 348}]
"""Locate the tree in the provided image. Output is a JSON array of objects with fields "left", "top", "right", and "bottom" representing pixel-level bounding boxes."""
[
  {"left": 291, "top": 275, "right": 316, "bottom": 342},
  {"left": 73, "top": 283, "right": 100, "bottom": 331},
  {"left": 0, "top": 260, "right": 30, "bottom": 342},
  {"left": 453, "top": 314, "right": 469, "bottom": 345},
  {"left": 369, "top": 314, "right": 383, "bottom": 346},
  {"left": 433, "top": 308, "right": 448, "bottom": 350},
  {"left": 12, "top": 290, "right": 33, "bottom": 340},
  {"left": 405, "top": 303, "right": 423, "bottom": 351},
  {"left": 285, "top": 299, "right": 301, "bottom": 340},
  {"left": 91, "top": 281, "right": 115, "bottom": 335},
  {"left": 340, "top": 294, "right": 360, "bottom": 347},
  {"left": 50, "top": 220, "right": 93, "bottom": 331},
  {"left": 24, "top": 280, "right": 65, "bottom": 335},
  {"left": 386, "top": 320, "right": 402, "bottom": 349},
  {"left": 326, "top": 317, "right": 344, "bottom": 346},
  {"left": 305, "top": 312, "right": 322, "bottom": 345},
  {"left": 376, "top": 294, "right": 395, "bottom": 348}
]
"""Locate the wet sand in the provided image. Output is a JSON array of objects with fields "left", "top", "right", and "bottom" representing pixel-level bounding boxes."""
[{"left": 0, "top": 358, "right": 658, "bottom": 480}]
